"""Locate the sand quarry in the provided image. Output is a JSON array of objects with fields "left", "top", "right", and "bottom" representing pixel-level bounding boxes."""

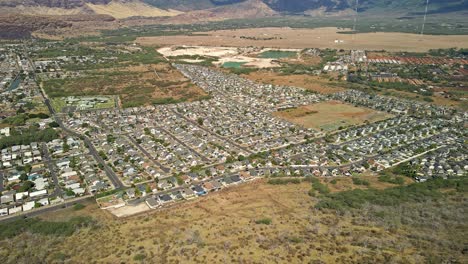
[
  {"left": 157, "top": 46, "right": 301, "bottom": 68},
  {"left": 141, "top": 27, "right": 468, "bottom": 52}
]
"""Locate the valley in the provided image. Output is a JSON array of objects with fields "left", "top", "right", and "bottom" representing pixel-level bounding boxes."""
[{"left": 0, "top": 1, "right": 467, "bottom": 263}]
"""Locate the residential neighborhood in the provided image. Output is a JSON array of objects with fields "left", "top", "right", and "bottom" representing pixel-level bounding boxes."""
[{"left": 0, "top": 43, "right": 466, "bottom": 218}]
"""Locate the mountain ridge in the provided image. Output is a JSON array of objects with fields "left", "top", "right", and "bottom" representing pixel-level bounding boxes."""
[{"left": 1, "top": 0, "right": 467, "bottom": 18}]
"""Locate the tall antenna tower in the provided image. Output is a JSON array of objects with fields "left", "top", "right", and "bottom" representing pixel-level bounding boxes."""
[{"left": 421, "top": 0, "right": 430, "bottom": 35}]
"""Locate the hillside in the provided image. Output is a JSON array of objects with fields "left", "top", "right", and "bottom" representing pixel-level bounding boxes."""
[
  {"left": 86, "top": 1, "right": 183, "bottom": 19},
  {"left": 1, "top": 0, "right": 467, "bottom": 18}
]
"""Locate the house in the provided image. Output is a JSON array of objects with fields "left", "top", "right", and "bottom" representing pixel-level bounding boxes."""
[
  {"left": 145, "top": 197, "right": 160, "bottom": 209},
  {"left": 8, "top": 206, "right": 22, "bottom": 215},
  {"left": 22, "top": 201, "right": 35, "bottom": 211},
  {"left": 126, "top": 189, "right": 136, "bottom": 199},
  {"left": 180, "top": 175, "right": 191, "bottom": 185},
  {"left": 230, "top": 175, "right": 242, "bottom": 184},
  {"left": 30, "top": 189, "right": 47, "bottom": 198},
  {"left": 1, "top": 191, "right": 15, "bottom": 204},
  {"left": 158, "top": 194, "right": 174, "bottom": 204},
  {"left": 239, "top": 171, "right": 252, "bottom": 181},
  {"left": 181, "top": 188, "right": 196, "bottom": 200},
  {"left": 15, "top": 192, "right": 28, "bottom": 201},
  {"left": 192, "top": 185, "right": 207, "bottom": 196},
  {"left": 222, "top": 176, "right": 233, "bottom": 186},
  {"left": 202, "top": 181, "right": 215, "bottom": 192},
  {"left": 211, "top": 180, "right": 222, "bottom": 191},
  {"left": 38, "top": 198, "right": 49, "bottom": 206},
  {"left": 0, "top": 208, "right": 8, "bottom": 216}
]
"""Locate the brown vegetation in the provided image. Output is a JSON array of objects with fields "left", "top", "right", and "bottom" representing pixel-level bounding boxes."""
[
  {"left": 0, "top": 177, "right": 465, "bottom": 263},
  {"left": 137, "top": 27, "right": 468, "bottom": 52},
  {"left": 244, "top": 71, "right": 344, "bottom": 94},
  {"left": 274, "top": 101, "right": 393, "bottom": 131}
]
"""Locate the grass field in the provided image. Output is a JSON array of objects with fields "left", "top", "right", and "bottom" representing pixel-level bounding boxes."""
[
  {"left": 50, "top": 96, "right": 116, "bottom": 113},
  {"left": 42, "top": 64, "right": 207, "bottom": 108},
  {"left": 274, "top": 101, "right": 394, "bottom": 131},
  {"left": 137, "top": 27, "right": 468, "bottom": 52},
  {"left": 244, "top": 71, "right": 344, "bottom": 94},
  {"left": 0, "top": 176, "right": 466, "bottom": 263}
]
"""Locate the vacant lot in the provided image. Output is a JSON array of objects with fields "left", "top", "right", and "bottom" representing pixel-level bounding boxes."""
[
  {"left": 1, "top": 176, "right": 466, "bottom": 263},
  {"left": 137, "top": 27, "right": 468, "bottom": 52},
  {"left": 274, "top": 101, "right": 393, "bottom": 131},
  {"left": 244, "top": 71, "right": 344, "bottom": 94},
  {"left": 42, "top": 64, "right": 207, "bottom": 108}
]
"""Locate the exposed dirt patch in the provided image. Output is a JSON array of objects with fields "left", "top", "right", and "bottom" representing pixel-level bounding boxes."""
[
  {"left": 243, "top": 71, "right": 345, "bottom": 94},
  {"left": 274, "top": 100, "right": 394, "bottom": 131}
]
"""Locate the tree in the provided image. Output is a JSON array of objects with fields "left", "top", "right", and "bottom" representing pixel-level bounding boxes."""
[
  {"left": 197, "top": 117, "right": 204, "bottom": 126},
  {"left": 19, "top": 173, "right": 28, "bottom": 182},
  {"left": 49, "top": 121, "right": 60, "bottom": 128},
  {"left": 18, "top": 181, "right": 35, "bottom": 192},
  {"left": 63, "top": 142, "right": 70, "bottom": 152},
  {"left": 145, "top": 184, "right": 152, "bottom": 194},
  {"left": 65, "top": 188, "right": 75, "bottom": 196}
]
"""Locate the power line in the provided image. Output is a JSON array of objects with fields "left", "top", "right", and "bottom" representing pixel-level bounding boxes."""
[
  {"left": 421, "top": 0, "right": 430, "bottom": 35},
  {"left": 353, "top": 0, "right": 359, "bottom": 32}
]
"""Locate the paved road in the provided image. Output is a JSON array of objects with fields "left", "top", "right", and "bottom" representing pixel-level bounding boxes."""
[
  {"left": 157, "top": 126, "right": 211, "bottom": 163},
  {"left": 30, "top": 61, "right": 125, "bottom": 190},
  {"left": 172, "top": 110, "right": 253, "bottom": 155},
  {"left": 0, "top": 195, "right": 93, "bottom": 223},
  {"left": 41, "top": 143, "right": 63, "bottom": 198},
  {"left": 126, "top": 135, "right": 171, "bottom": 173},
  {"left": 0, "top": 170, "right": 4, "bottom": 192}
]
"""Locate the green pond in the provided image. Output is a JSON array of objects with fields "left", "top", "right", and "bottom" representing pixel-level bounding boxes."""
[
  {"left": 222, "top": 61, "right": 247, "bottom": 68},
  {"left": 258, "top": 50, "right": 297, "bottom": 59}
]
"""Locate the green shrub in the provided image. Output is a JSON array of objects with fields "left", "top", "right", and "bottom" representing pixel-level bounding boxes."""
[
  {"left": 0, "top": 216, "right": 96, "bottom": 239},
  {"left": 255, "top": 218, "right": 272, "bottom": 225},
  {"left": 73, "top": 203, "right": 85, "bottom": 210},
  {"left": 311, "top": 178, "right": 330, "bottom": 194},
  {"left": 352, "top": 177, "right": 370, "bottom": 186},
  {"left": 378, "top": 175, "right": 405, "bottom": 185},
  {"left": 268, "top": 178, "right": 302, "bottom": 185},
  {"left": 133, "top": 254, "right": 146, "bottom": 261},
  {"left": 315, "top": 177, "right": 467, "bottom": 211}
]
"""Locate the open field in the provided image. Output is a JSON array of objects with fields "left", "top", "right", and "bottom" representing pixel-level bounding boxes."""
[
  {"left": 50, "top": 96, "right": 116, "bottom": 113},
  {"left": 0, "top": 177, "right": 466, "bottom": 263},
  {"left": 137, "top": 27, "right": 468, "bottom": 52},
  {"left": 244, "top": 71, "right": 344, "bottom": 94},
  {"left": 42, "top": 63, "right": 208, "bottom": 108},
  {"left": 86, "top": 2, "right": 182, "bottom": 19},
  {"left": 274, "top": 101, "right": 394, "bottom": 131}
]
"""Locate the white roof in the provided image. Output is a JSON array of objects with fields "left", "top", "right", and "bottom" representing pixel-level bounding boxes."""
[
  {"left": 30, "top": 189, "right": 47, "bottom": 197},
  {"left": 22, "top": 201, "right": 35, "bottom": 211}
]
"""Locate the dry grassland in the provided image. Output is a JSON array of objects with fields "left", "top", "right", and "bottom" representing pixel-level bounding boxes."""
[
  {"left": 86, "top": 2, "right": 182, "bottom": 19},
  {"left": 274, "top": 101, "right": 393, "bottom": 131},
  {"left": 2, "top": 176, "right": 465, "bottom": 263},
  {"left": 244, "top": 71, "right": 344, "bottom": 94},
  {"left": 137, "top": 27, "right": 468, "bottom": 52}
]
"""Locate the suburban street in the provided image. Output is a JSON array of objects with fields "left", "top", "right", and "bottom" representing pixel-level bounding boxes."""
[
  {"left": 0, "top": 196, "right": 93, "bottom": 223},
  {"left": 41, "top": 143, "right": 63, "bottom": 198},
  {"left": 126, "top": 135, "right": 171, "bottom": 173},
  {"left": 0, "top": 170, "right": 4, "bottom": 192}
]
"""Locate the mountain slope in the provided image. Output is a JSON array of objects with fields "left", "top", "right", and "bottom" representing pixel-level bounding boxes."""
[
  {"left": 0, "top": 0, "right": 466, "bottom": 18},
  {"left": 86, "top": 1, "right": 183, "bottom": 19}
]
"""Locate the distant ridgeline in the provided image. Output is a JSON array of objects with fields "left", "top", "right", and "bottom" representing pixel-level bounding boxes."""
[{"left": 141, "top": 0, "right": 468, "bottom": 14}]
